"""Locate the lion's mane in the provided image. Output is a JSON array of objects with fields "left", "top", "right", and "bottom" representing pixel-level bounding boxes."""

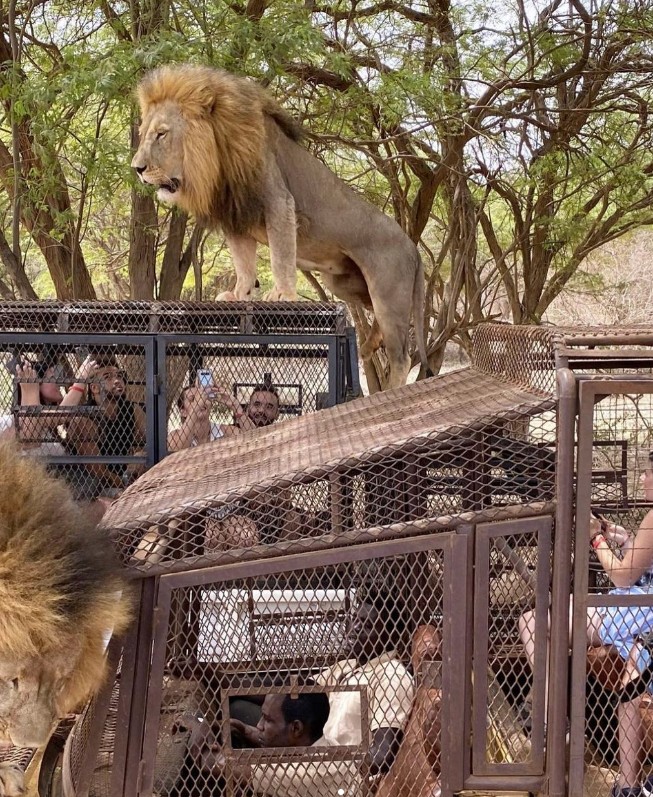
[
  {"left": 0, "top": 442, "right": 131, "bottom": 715},
  {"left": 136, "top": 65, "right": 301, "bottom": 235}
]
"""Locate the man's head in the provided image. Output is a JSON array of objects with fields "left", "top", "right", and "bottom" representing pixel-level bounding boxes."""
[
  {"left": 257, "top": 691, "right": 330, "bottom": 747},
  {"left": 246, "top": 385, "right": 280, "bottom": 428},
  {"left": 343, "top": 593, "right": 405, "bottom": 663},
  {"left": 89, "top": 355, "right": 126, "bottom": 403}
]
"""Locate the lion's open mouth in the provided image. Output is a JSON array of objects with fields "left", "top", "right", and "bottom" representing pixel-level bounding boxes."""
[{"left": 158, "top": 177, "right": 180, "bottom": 194}]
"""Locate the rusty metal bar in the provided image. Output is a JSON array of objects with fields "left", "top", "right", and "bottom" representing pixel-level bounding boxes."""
[
  {"left": 118, "top": 501, "right": 556, "bottom": 580},
  {"left": 547, "top": 366, "right": 577, "bottom": 797},
  {"left": 138, "top": 577, "right": 173, "bottom": 797},
  {"left": 440, "top": 525, "right": 473, "bottom": 796},
  {"left": 120, "top": 577, "right": 158, "bottom": 797},
  {"left": 73, "top": 639, "right": 122, "bottom": 797}
]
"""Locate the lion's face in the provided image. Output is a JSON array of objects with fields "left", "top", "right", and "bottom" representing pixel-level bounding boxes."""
[
  {"left": 132, "top": 101, "right": 188, "bottom": 206},
  {"left": 0, "top": 643, "right": 83, "bottom": 748}
]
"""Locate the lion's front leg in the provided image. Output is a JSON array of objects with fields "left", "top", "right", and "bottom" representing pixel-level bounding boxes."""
[
  {"left": 263, "top": 189, "right": 299, "bottom": 302},
  {"left": 219, "top": 234, "right": 258, "bottom": 301},
  {"left": 0, "top": 763, "right": 25, "bottom": 796}
]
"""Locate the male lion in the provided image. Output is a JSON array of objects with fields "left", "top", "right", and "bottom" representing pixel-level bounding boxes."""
[
  {"left": 0, "top": 443, "right": 131, "bottom": 795},
  {"left": 132, "top": 64, "right": 431, "bottom": 388}
]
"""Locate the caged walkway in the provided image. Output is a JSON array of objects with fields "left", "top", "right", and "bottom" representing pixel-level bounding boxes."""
[{"left": 5, "top": 319, "right": 653, "bottom": 797}]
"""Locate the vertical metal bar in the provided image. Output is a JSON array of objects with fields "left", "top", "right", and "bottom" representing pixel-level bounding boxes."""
[
  {"left": 110, "top": 590, "right": 142, "bottom": 797},
  {"left": 155, "top": 336, "right": 168, "bottom": 461},
  {"left": 568, "top": 380, "right": 598, "bottom": 797},
  {"left": 74, "top": 638, "right": 122, "bottom": 797},
  {"left": 120, "top": 577, "right": 158, "bottom": 797},
  {"left": 327, "top": 337, "right": 338, "bottom": 408},
  {"left": 441, "top": 525, "right": 473, "bottom": 796},
  {"left": 548, "top": 367, "right": 577, "bottom": 797},
  {"left": 138, "top": 580, "right": 173, "bottom": 797}
]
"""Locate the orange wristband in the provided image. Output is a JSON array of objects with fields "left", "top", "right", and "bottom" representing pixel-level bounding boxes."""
[
  {"left": 70, "top": 384, "right": 85, "bottom": 393},
  {"left": 591, "top": 534, "right": 605, "bottom": 550}
]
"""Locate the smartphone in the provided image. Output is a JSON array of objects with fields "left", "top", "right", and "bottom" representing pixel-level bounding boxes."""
[
  {"left": 197, "top": 369, "right": 214, "bottom": 389},
  {"left": 75, "top": 346, "right": 90, "bottom": 363}
]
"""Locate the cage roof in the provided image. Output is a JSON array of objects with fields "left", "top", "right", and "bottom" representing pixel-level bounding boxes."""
[{"left": 104, "top": 366, "right": 554, "bottom": 535}]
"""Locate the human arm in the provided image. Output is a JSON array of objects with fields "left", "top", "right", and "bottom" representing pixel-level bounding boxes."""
[
  {"left": 590, "top": 472, "right": 653, "bottom": 589},
  {"left": 13, "top": 362, "right": 54, "bottom": 444},
  {"left": 167, "top": 388, "right": 212, "bottom": 452},
  {"left": 212, "top": 385, "right": 257, "bottom": 433},
  {"left": 229, "top": 718, "right": 263, "bottom": 747},
  {"left": 59, "top": 357, "right": 98, "bottom": 408}
]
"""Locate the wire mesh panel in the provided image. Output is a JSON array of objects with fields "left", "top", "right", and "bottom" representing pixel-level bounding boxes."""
[
  {"left": 135, "top": 533, "right": 465, "bottom": 797},
  {"left": 104, "top": 368, "right": 557, "bottom": 577},
  {"left": 570, "top": 378, "right": 653, "bottom": 797},
  {"left": 0, "top": 334, "right": 155, "bottom": 510},
  {"left": 162, "top": 336, "right": 338, "bottom": 456},
  {"left": 0, "top": 301, "right": 349, "bottom": 336},
  {"left": 471, "top": 516, "right": 552, "bottom": 779}
]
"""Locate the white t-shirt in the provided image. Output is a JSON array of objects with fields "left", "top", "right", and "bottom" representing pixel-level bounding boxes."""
[{"left": 169, "top": 421, "right": 223, "bottom": 447}]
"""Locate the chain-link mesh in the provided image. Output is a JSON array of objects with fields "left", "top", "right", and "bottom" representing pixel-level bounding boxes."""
[
  {"left": 105, "top": 369, "right": 556, "bottom": 576},
  {"left": 27, "top": 322, "right": 652, "bottom": 797},
  {"left": 576, "top": 387, "right": 653, "bottom": 797},
  {"left": 471, "top": 323, "right": 560, "bottom": 395},
  {"left": 138, "top": 549, "right": 444, "bottom": 797},
  {"left": 0, "top": 340, "right": 150, "bottom": 508},
  {"left": 0, "top": 301, "right": 348, "bottom": 335}
]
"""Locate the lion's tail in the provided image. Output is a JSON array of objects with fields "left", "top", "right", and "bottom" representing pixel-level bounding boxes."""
[{"left": 413, "top": 252, "right": 433, "bottom": 378}]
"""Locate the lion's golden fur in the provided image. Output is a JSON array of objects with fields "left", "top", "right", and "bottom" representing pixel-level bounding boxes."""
[
  {"left": 133, "top": 63, "right": 431, "bottom": 387},
  {"left": 136, "top": 65, "right": 300, "bottom": 233},
  {"left": 0, "top": 442, "right": 131, "bottom": 744}
]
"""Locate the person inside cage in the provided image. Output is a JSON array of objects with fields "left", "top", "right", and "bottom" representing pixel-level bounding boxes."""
[
  {"left": 519, "top": 468, "right": 653, "bottom": 797},
  {"left": 168, "top": 379, "right": 281, "bottom": 452},
  {"left": 65, "top": 352, "right": 147, "bottom": 499},
  {"left": 0, "top": 352, "right": 98, "bottom": 456},
  {"left": 190, "top": 590, "right": 414, "bottom": 796}
]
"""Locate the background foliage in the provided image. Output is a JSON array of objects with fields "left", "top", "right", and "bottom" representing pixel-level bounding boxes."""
[{"left": 1, "top": 0, "right": 653, "bottom": 389}]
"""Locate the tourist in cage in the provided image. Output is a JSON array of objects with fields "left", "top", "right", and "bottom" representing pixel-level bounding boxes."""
[
  {"left": 65, "top": 353, "right": 147, "bottom": 498},
  {"left": 519, "top": 469, "right": 653, "bottom": 797},
  {"left": 168, "top": 380, "right": 281, "bottom": 452},
  {"left": 0, "top": 353, "right": 97, "bottom": 456},
  {"left": 189, "top": 591, "right": 414, "bottom": 796},
  {"left": 167, "top": 384, "right": 224, "bottom": 451}
]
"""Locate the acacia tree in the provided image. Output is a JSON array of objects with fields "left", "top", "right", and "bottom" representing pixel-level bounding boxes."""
[{"left": 1, "top": 0, "right": 653, "bottom": 390}]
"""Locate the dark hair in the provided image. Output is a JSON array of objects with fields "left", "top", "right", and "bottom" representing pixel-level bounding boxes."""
[
  {"left": 177, "top": 385, "right": 193, "bottom": 411},
  {"left": 360, "top": 590, "right": 407, "bottom": 645},
  {"left": 279, "top": 689, "right": 330, "bottom": 744},
  {"left": 250, "top": 384, "right": 279, "bottom": 403},
  {"left": 91, "top": 352, "right": 120, "bottom": 370}
]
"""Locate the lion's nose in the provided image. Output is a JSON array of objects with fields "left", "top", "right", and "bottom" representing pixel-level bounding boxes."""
[{"left": 134, "top": 164, "right": 146, "bottom": 175}]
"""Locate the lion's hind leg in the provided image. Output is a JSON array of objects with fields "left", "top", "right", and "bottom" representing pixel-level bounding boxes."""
[
  {"left": 359, "top": 318, "right": 384, "bottom": 360},
  {"left": 0, "top": 763, "right": 25, "bottom": 796}
]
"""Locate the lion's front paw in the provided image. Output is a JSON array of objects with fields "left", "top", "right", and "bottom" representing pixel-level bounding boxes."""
[
  {"left": 264, "top": 287, "right": 299, "bottom": 301},
  {"left": 0, "top": 764, "right": 25, "bottom": 796},
  {"left": 216, "top": 291, "right": 238, "bottom": 301}
]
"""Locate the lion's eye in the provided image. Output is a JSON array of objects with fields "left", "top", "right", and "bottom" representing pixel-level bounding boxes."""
[
  {"left": 9, "top": 679, "right": 18, "bottom": 691},
  {"left": 156, "top": 130, "right": 167, "bottom": 141}
]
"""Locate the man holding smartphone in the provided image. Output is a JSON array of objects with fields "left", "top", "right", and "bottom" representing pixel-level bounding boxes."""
[{"left": 168, "top": 375, "right": 281, "bottom": 452}]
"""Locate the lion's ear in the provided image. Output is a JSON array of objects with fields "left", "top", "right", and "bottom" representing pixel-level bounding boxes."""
[{"left": 196, "top": 85, "right": 217, "bottom": 116}]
